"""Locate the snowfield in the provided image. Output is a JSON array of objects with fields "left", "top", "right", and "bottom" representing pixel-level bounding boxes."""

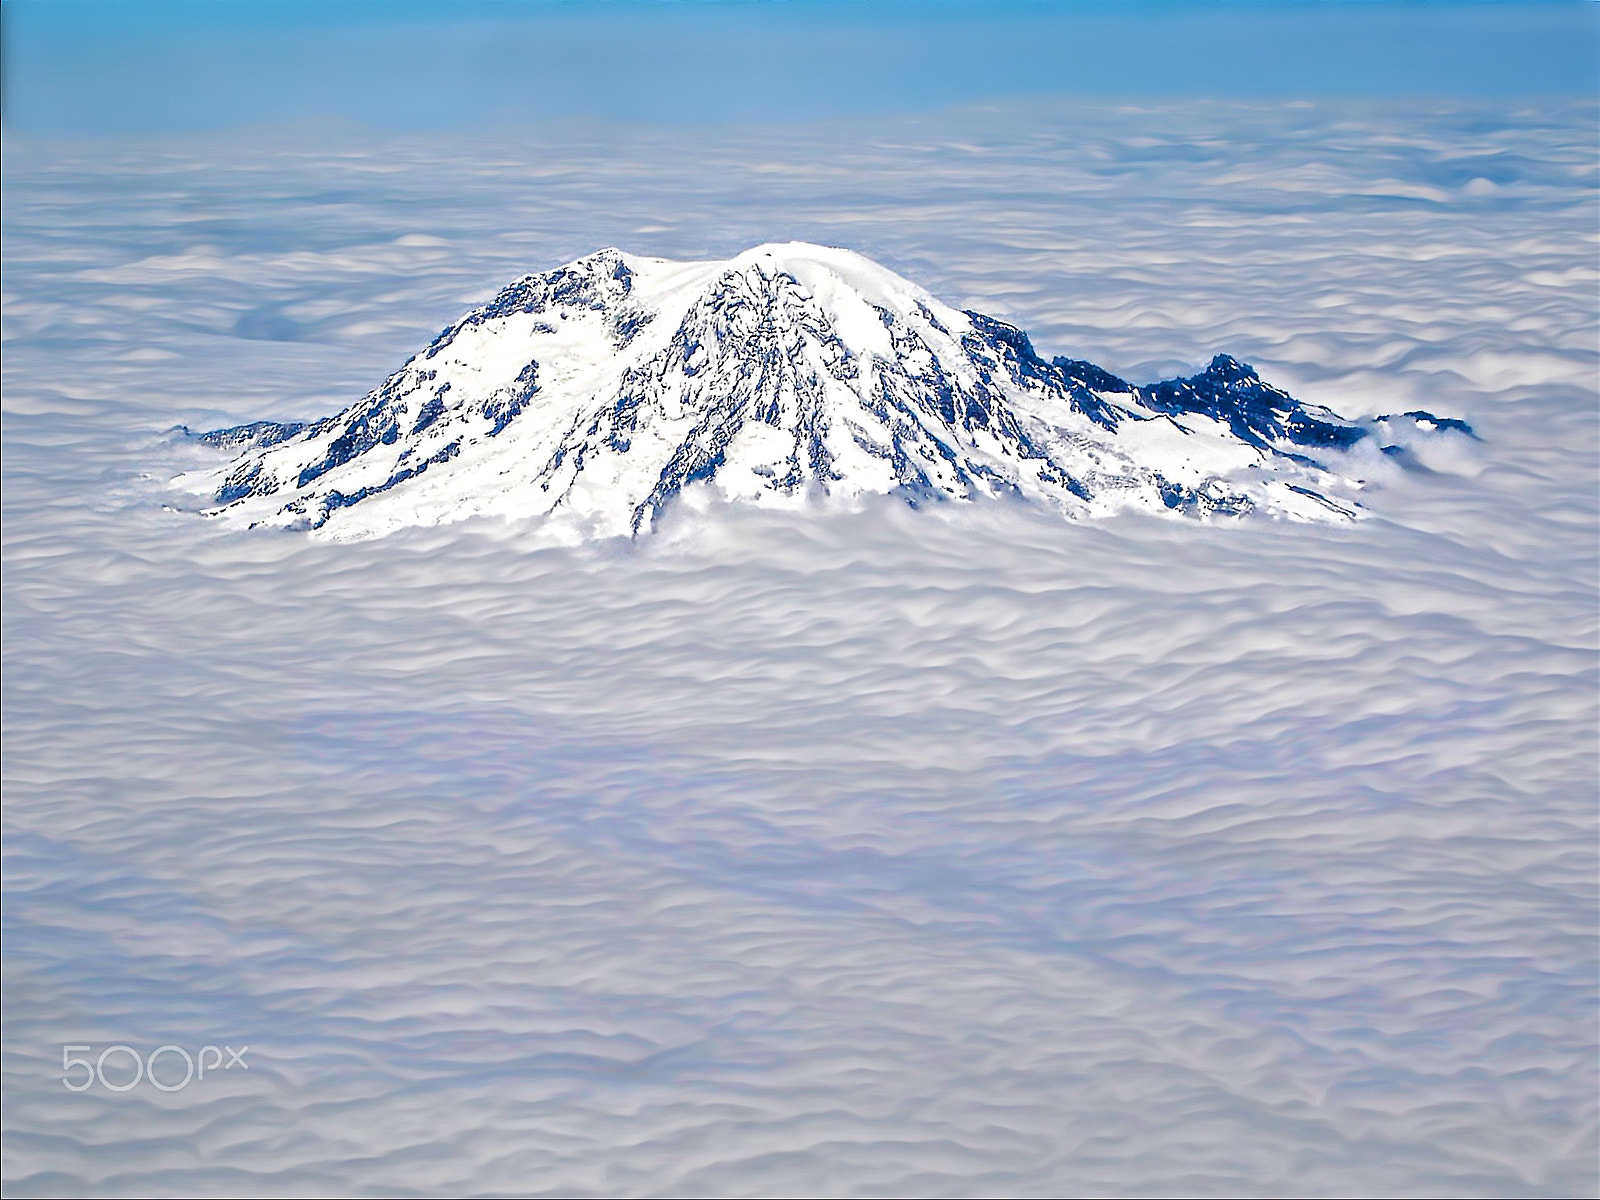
[
  {"left": 3, "top": 98, "right": 1596, "bottom": 1197},
  {"left": 180, "top": 241, "right": 1442, "bottom": 540}
]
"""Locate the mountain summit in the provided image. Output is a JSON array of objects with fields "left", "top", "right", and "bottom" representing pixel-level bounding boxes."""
[{"left": 182, "top": 243, "right": 1464, "bottom": 539}]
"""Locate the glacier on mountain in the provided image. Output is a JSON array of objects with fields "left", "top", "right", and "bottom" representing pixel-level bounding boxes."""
[{"left": 181, "top": 243, "right": 1466, "bottom": 539}]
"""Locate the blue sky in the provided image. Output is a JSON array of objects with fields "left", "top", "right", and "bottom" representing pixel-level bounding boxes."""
[{"left": 3, "top": 0, "right": 1597, "bottom": 136}]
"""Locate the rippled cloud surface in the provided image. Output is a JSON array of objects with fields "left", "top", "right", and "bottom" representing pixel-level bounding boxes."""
[{"left": 3, "top": 100, "right": 1596, "bottom": 1196}]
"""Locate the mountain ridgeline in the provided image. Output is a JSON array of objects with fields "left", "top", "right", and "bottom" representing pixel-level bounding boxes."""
[{"left": 183, "top": 244, "right": 1470, "bottom": 539}]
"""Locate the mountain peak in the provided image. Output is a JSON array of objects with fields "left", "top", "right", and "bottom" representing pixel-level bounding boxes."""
[
  {"left": 179, "top": 244, "right": 1468, "bottom": 540},
  {"left": 1205, "top": 353, "right": 1257, "bottom": 382}
]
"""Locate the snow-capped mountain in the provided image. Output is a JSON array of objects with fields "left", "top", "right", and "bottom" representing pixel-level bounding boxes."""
[{"left": 181, "top": 243, "right": 1468, "bottom": 539}]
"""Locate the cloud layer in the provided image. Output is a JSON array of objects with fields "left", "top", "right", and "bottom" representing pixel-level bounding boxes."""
[{"left": 3, "top": 99, "right": 1596, "bottom": 1196}]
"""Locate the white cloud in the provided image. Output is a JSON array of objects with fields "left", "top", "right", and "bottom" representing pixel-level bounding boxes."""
[{"left": 2, "top": 99, "right": 1595, "bottom": 1196}]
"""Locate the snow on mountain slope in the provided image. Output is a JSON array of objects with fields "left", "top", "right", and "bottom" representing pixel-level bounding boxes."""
[{"left": 180, "top": 243, "right": 1465, "bottom": 539}]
